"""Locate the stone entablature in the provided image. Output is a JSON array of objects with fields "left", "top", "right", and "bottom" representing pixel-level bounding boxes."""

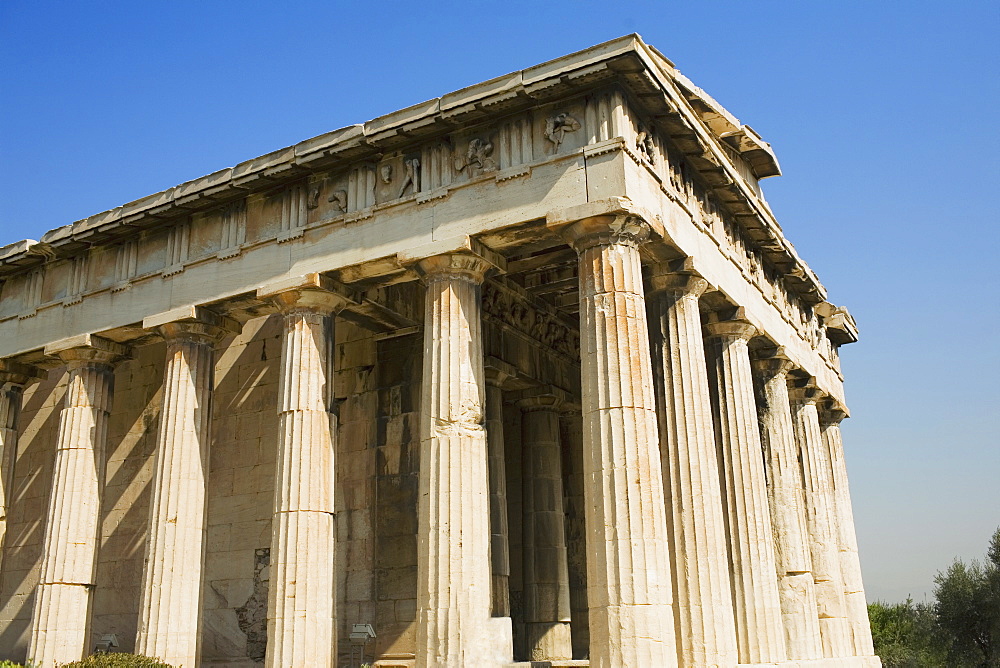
[
  {"left": 0, "top": 34, "right": 877, "bottom": 668},
  {"left": 0, "top": 37, "right": 845, "bottom": 381}
]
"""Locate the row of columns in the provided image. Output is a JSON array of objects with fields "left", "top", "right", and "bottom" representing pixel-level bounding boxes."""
[
  {"left": 544, "top": 213, "right": 875, "bottom": 667},
  {"left": 0, "top": 212, "right": 873, "bottom": 667}
]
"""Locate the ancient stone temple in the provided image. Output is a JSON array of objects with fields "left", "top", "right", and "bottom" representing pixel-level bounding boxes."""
[{"left": 0, "top": 35, "right": 879, "bottom": 667}]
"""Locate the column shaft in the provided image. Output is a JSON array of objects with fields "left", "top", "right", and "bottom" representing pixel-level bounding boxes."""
[
  {"left": 258, "top": 277, "right": 346, "bottom": 668},
  {"left": 269, "top": 309, "right": 337, "bottom": 668},
  {"left": 753, "top": 357, "right": 822, "bottom": 660},
  {"left": 137, "top": 316, "right": 231, "bottom": 666},
  {"left": 29, "top": 338, "right": 125, "bottom": 667},
  {"left": 485, "top": 382, "right": 511, "bottom": 618},
  {"left": 791, "top": 390, "right": 852, "bottom": 657},
  {"left": 822, "top": 413, "right": 876, "bottom": 656},
  {"left": 565, "top": 215, "right": 676, "bottom": 668},
  {"left": 520, "top": 403, "right": 572, "bottom": 660},
  {"left": 706, "top": 324, "right": 786, "bottom": 664},
  {"left": 415, "top": 253, "right": 498, "bottom": 667},
  {"left": 649, "top": 273, "right": 738, "bottom": 668}
]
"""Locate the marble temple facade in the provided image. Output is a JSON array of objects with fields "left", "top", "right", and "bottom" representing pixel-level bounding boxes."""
[{"left": 0, "top": 35, "right": 879, "bottom": 668}]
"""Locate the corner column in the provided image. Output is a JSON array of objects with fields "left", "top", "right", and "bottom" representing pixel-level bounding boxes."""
[
  {"left": 0, "top": 361, "right": 43, "bottom": 568},
  {"left": 704, "top": 319, "right": 786, "bottom": 664},
  {"left": 516, "top": 389, "right": 572, "bottom": 661},
  {"left": 751, "top": 351, "right": 822, "bottom": 660},
  {"left": 136, "top": 307, "right": 238, "bottom": 666},
  {"left": 789, "top": 384, "right": 852, "bottom": 657},
  {"left": 559, "top": 214, "right": 677, "bottom": 668},
  {"left": 819, "top": 406, "right": 876, "bottom": 658},
  {"left": 29, "top": 335, "right": 128, "bottom": 667},
  {"left": 415, "top": 252, "right": 505, "bottom": 667},
  {"left": 648, "top": 268, "right": 738, "bottom": 668},
  {"left": 258, "top": 275, "right": 348, "bottom": 668}
]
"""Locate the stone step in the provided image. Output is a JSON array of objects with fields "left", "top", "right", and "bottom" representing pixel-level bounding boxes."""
[{"left": 374, "top": 661, "right": 590, "bottom": 668}]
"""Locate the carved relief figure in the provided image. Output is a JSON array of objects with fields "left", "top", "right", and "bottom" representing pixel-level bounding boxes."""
[
  {"left": 307, "top": 185, "right": 322, "bottom": 209},
  {"left": 482, "top": 281, "right": 580, "bottom": 358},
  {"left": 380, "top": 164, "right": 393, "bottom": 184},
  {"left": 398, "top": 158, "right": 420, "bottom": 198},
  {"left": 455, "top": 137, "right": 497, "bottom": 174},
  {"left": 544, "top": 112, "right": 581, "bottom": 150},
  {"left": 636, "top": 127, "right": 657, "bottom": 165},
  {"left": 328, "top": 189, "right": 348, "bottom": 212}
]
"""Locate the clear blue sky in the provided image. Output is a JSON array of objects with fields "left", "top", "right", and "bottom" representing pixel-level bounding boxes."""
[{"left": 1, "top": 1, "right": 997, "bottom": 604}]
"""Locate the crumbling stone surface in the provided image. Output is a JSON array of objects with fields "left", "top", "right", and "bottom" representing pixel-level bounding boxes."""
[{"left": 235, "top": 548, "right": 270, "bottom": 664}]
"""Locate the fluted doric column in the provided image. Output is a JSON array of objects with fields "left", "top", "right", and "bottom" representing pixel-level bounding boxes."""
[
  {"left": 751, "top": 351, "right": 822, "bottom": 660},
  {"left": 705, "top": 319, "right": 786, "bottom": 664},
  {"left": 258, "top": 274, "right": 348, "bottom": 668},
  {"left": 415, "top": 252, "right": 507, "bottom": 667},
  {"left": 0, "top": 360, "right": 43, "bottom": 570},
  {"left": 820, "top": 406, "right": 876, "bottom": 658},
  {"left": 516, "top": 388, "right": 572, "bottom": 661},
  {"left": 136, "top": 307, "right": 238, "bottom": 666},
  {"left": 485, "top": 358, "right": 515, "bottom": 620},
  {"left": 790, "top": 383, "right": 852, "bottom": 658},
  {"left": 648, "top": 268, "right": 738, "bottom": 668},
  {"left": 29, "top": 335, "right": 128, "bottom": 667},
  {"left": 559, "top": 214, "right": 676, "bottom": 668}
]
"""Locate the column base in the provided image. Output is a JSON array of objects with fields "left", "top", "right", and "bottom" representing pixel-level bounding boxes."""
[
  {"left": 525, "top": 620, "right": 572, "bottom": 662},
  {"left": 488, "top": 616, "right": 515, "bottom": 667},
  {"left": 371, "top": 656, "right": 882, "bottom": 668},
  {"left": 739, "top": 658, "right": 882, "bottom": 668}
]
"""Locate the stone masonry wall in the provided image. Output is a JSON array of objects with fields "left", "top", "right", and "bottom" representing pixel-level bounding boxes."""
[
  {"left": 372, "top": 330, "right": 422, "bottom": 663},
  {"left": 334, "top": 318, "right": 378, "bottom": 667},
  {"left": 202, "top": 315, "right": 281, "bottom": 665}
]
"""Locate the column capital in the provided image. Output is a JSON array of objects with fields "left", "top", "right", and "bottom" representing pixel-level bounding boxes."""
[
  {"left": 557, "top": 213, "right": 650, "bottom": 253},
  {"left": 143, "top": 305, "right": 241, "bottom": 343},
  {"left": 705, "top": 306, "right": 756, "bottom": 341},
  {"left": 819, "top": 401, "right": 849, "bottom": 427},
  {"left": 750, "top": 347, "right": 794, "bottom": 381},
  {"left": 43, "top": 333, "right": 130, "bottom": 366},
  {"left": 257, "top": 273, "right": 356, "bottom": 315},
  {"left": 484, "top": 356, "right": 517, "bottom": 389},
  {"left": 0, "top": 359, "right": 45, "bottom": 386},
  {"left": 787, "top": 378, "right": 823, "bottom": 405},
  {"left": 705, "top": 320, "right": 756, "bottom": 341},
  {"left": 647, "top": 259, "right": 709, "bottom": 298},
  {"left": 397, "top": 235, "right": 506, "bottom": 279},
  {"left": 512, "top": 386, "right": 570, "bottom": 413},
  {"left": 546, "top": 197, "right": 662, "bottom": 253},
  {"left": 819, "top": 404, "right": 849, "bottom": 427},
  {"left": 416, "top": 251, "right": 496, "bottom": 284}
]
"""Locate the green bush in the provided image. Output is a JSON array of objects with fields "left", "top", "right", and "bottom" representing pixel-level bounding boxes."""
[
  {"left": 58, "top": 654, "right": 176, "bottom": 668},
  {"left": 0, "top": 661, "right": 25, "bottom": 668}
]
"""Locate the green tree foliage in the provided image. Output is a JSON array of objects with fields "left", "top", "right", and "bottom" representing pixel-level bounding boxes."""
[
  {"left": 934, "top": 527, "right": 1000, "bottom": 667},
  {"left": 868, "top": 598, "right": 947, "bottom": 667},
  {"left": 870, "top": 527, "right": 1000, "bottom": 668}
]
